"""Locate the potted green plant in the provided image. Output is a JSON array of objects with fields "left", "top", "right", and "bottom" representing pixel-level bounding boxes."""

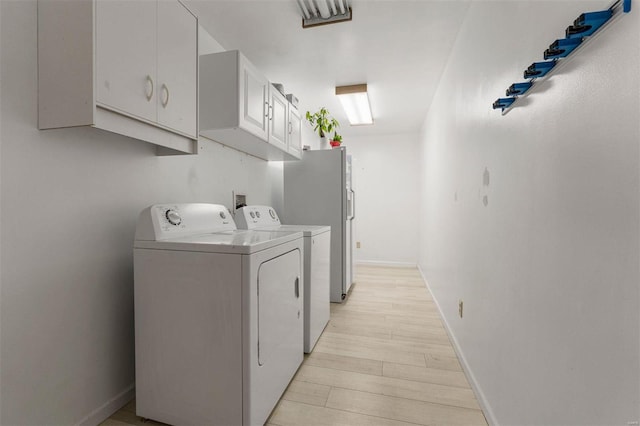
[
  {"left": 330, "top": 132, "right": 342, "bottom": 148},
  {"left": 305, "top": 107, "right": 339, "bottom": 139}
]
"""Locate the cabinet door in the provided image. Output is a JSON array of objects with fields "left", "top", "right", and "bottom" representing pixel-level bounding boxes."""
[
  {"left": 288, "top": 105, "right": 302, "bottom": 158},
  {"left": 238, "top": 56, "right": 269, "bottom": 141},
  {"left": 268, "top": 87, "right": 288, "bottom": 151},
  {"left": 157, "top": 1, "right": 198, "bottom": 138},
  {"left": 96, "top": 0, "right": 157, "bottom": 123}
]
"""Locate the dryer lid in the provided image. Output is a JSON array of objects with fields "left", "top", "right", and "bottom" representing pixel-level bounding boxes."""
[{"left": 262, "top": 224, "right": 331, "bottom": 236}]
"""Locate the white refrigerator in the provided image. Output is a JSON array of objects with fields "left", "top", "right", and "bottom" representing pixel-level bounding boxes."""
[{"left": 283, "top": 147, "right": 354, "bottom": 302}]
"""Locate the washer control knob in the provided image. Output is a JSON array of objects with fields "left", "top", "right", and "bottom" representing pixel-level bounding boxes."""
[
  {"left": 219, "top": 211, "right": 226, "bottom": 219},
  {"left": 165, "top": 209, "right": 182, "bottom": 226},
  {"left": 269, "top": 209, "right": 276, "bottom": 219},
  {"left": 256, "top": 211, "right": 261, "bottom": 218},
  {"left": 250, "top": 212, "right": 255, "bottom": 218}
]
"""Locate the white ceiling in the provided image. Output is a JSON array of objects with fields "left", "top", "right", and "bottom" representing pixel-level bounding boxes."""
[{"left": 186, "top": 0, "right": 471, "bottom": 138}]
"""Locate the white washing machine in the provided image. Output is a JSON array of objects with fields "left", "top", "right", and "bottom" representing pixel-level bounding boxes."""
[
  {"left": 133, "top": 203, "right": 304, "bottom": 426},
  {"left": 236, "top": 205, "right": 330, "bottom": 353}
]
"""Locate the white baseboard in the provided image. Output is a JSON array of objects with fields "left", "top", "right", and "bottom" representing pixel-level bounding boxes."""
[
  {"left": 416, "top": 265, "right": 497, "bottom": 426},
  {"left": 356, "top": 260, "right": 417, "bottom": 268},
  {"left": 76, "top": 383, "right": 135, "bottom": 426}
]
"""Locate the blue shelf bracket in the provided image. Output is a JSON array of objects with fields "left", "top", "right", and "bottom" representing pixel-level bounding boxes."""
[
  {"left": 524, "top": 61, "right": 556, "bottom": 79},
  {"left": 494, "top": 0, "right": 632, "bottom": 115},
  {"left": 506, "top": 82, "right": 533, "bottom": 96},
  {"left": 566, "top": 10, "right": 613, "bottom": 39},
  {"left": 493, "top": 98, "right": 516, "bottom": 111}
]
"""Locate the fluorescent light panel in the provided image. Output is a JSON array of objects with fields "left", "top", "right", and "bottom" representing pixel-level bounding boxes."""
[
  {"left": 299, "top": 0, "right": 351, "bottom": 28},
  {"left": 336, "top": 84, "right": 373, "bottom": 125}
]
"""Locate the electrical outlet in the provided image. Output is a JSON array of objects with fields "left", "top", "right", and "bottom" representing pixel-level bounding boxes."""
[
  {"left": 234, "top": 192, "right": 247, "bottom": 210},
  {"left": 458, "top": 300, "right": 463, "bottom": 318},
  {"left": 356, "top": 241, "right": 361, "bottom": 249}
]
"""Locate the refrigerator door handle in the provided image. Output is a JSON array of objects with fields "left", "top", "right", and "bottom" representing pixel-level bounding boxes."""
[{"left": 349, "top": 189, "right": 355, "bottom": 220}]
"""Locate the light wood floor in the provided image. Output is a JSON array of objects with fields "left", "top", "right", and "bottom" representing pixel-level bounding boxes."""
[{"left": 102, "top": 265, "right": 487, "bottom": 426}]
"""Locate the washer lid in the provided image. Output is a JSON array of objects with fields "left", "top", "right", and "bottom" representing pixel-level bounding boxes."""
[{"left": 134, "top": 229, "right": 303, "bottom": 254}]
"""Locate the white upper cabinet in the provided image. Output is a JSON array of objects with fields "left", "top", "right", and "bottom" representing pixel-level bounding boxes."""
[
  {"left": 200, "top": 50, "right": 300, "bottom": 161},
  {"left": 38, "top": 0, "right": 198, "bottom": 155},
  {"left": 287, "top": 106, "right": 302, "bottom": 159}
]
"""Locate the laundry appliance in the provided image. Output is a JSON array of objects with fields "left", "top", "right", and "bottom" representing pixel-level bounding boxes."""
[
  {"left": 236, "top": 205, "right": 330, "bottom": 353},
  {"left": 133, "top": 203, "right": 304, "bottom": 426},
  {"left": 284, "top": 147, "right": 354, "bottom": 302}
]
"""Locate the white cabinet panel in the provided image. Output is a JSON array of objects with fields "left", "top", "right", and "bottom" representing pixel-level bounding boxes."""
[
  {"left": 288, "top": 106, "right": 302, "bottom": 159},
  {"left": 96, "top": 0, "right": 157, "bottom": 123},
  {"left": 305, "top": 231, "right": 330, "bottom": 352},
  {"left": 269, "top": 87, "right": 288, "bottom": 151},
  {"left": 240, "top": 57, "right": 269, "bottom": 140},
  {"left": 157, "top": 0, "right": 198, "bottom": 138}
]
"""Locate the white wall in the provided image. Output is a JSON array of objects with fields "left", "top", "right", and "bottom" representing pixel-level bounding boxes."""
[
  {"left": 419, "top": 2, "right": 639, "bottom": 425},
  {"left": 346, "top": 133, "right": 420, "bottom": 266},
  {"left": 0, "top": 2, "right": 283, "bottom": 424}
]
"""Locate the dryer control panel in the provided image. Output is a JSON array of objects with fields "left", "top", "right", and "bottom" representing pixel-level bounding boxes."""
[
  {"left": 235, "top": 205, "right": 281, "bottom": 229},
  {"left": 135, "top": 203, "right": 237, "bottom": 241}
]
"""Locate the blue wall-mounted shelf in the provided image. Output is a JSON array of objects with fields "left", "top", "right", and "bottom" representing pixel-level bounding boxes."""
[{"left": 493, "top": 0, "right": 631, "bottom": 115}]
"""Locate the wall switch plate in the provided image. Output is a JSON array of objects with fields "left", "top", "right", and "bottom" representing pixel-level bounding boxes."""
[
  {"left": 356, "top": 241, "right": 361, "bottom": 249},
  {"left": 458, "top": 300, "right": 463, "bottom": 318}
]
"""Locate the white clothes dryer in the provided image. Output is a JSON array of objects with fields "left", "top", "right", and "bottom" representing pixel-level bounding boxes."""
[
  {"left": 236, "top": 205, "right": 330, "bottom": 353},
  {"left": 134, "top": 203, "right": 304, "bottom": 426}
]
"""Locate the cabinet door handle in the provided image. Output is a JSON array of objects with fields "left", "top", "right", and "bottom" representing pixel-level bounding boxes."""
[
  {"left": 294, "top": 277, "right": 300, "bottom": 298},
  {"left": 145, "top": 75, "right": 154, "bottom": 102},
  {"left": 264, "top": 101, "right": 269, "bottom": 118},
  {"left": 161, "top": 84, "right": 169, "bottom": 108},
  {"left": 288, "top": 121, "right": 293, "bottom": 134},
  {"left": 269, "top": 105, "right": 273, "bottom": 121}
]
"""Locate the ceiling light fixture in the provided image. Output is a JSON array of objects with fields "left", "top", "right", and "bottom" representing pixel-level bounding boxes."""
[
  {"left": 336, "top": 84, "right": 373, "bottom": 126},
  {"left": 297, "top": 0, "right": 352, "bottom": 28}
]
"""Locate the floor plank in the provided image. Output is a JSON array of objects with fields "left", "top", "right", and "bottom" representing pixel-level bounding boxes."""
[
  {"left": 304, "top": 351, "right": 384, "bottom": 376},
  {"left": 318, "top": 331, "right": 458, "bottom": 359},
  {"left": 425, "top": 352, "right": 464, "bottom": 372},
  {"left": 313, "top": 338, "right": 428, "bottom": 367},
  {"left": 294, "top": 364, "right": 480, "bottom": 410},
  {"left": 281, "top": 380, "right": 331, "bottom": 407},
  {"left": 268, "top": 400, "right": 418, "bottom": 426},
  {"left": 325, "top": 387, "right": 486, "bottom": 426},
  {"left": 382, "top": 362, "right": 471, "bottom": 389}
]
